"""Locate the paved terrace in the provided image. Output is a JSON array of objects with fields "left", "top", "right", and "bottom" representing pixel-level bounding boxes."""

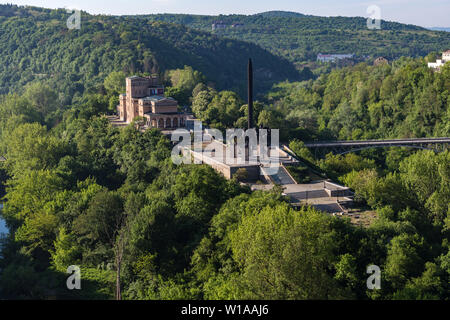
[
  {"left": 283, "top": 183, "right": 349, "bottom": 214},
  {"left": 250, "top": 182, "right": 349, "bottom": 214},
  {"left": 195, "top": 140, "right": 289, "bottom": 167}
]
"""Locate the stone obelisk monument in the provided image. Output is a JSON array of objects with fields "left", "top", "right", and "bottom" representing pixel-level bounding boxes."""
[{"left": 248, "top": 58, "right": 254, "bottom": 130}]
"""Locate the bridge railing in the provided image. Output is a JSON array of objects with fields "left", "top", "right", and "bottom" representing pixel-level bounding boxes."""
[{"left": 305, "top": 137, "right": 450, "bottom": 147}]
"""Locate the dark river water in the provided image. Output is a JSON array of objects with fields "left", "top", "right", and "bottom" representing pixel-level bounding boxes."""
[
  {"left": 0, "top": 204, "right": 7, "bottom": 235},
  {"left": 0, "top": 219, "right": 6, "bottom": 234}
]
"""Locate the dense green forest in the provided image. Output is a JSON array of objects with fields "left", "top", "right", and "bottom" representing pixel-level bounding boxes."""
[
  {"left": 191, "top": 58, "right": 450, "bottom": 142},
  {"left": 0, "top": 4, "right": 449, "bottom": 301},
  {"left": 0, "top": 4, "right": 301, "bottom": 100},
  {"left": 138, "top": 12, "right": 450, "bottom": 67},
  {"left": 0, "top": 59, "right": 448, "bottom": 300}
]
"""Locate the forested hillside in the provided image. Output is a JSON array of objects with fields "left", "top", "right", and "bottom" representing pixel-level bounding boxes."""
[
  {"left": 190, "top": 58, "right": 450, "bottom": 142},
  {"left": 0, "top": 4, "right": 449, "bottom": 301},
  {"left": 0, "top": 81, "right": 448, "bottom": 300},
  {"left": 268, "top": 58, "right": 450, "bottom": 140},
  {"left": 139, "top": 12, "right": 450, "bottom": 66},
  {"left": 0, "top": 4, "right": 300, "bottom": 101}
]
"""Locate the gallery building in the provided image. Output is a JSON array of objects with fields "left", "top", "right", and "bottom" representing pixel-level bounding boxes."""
[{"left": 117, "top": 75, "right": 187, "bottom": 129}]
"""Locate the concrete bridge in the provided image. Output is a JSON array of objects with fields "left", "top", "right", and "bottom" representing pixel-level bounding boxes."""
[{"left": 304, "top": 137, "right": 450, "bottom": 156}]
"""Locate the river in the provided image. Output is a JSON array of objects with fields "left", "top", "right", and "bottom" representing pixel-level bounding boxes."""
[
  {"left": 0, "top": 204, "right": 7, "bottom": 235},
  {"left": 0, "top": 219, "right": 6, "bottom": 234}
]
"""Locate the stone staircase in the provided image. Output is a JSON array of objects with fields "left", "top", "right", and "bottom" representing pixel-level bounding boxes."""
[
  {"left": 270, "top": 166, "right": 296, "bottom": 185},
  {"left": 288, "top": 189, "right": 328, "bottom": 200}
]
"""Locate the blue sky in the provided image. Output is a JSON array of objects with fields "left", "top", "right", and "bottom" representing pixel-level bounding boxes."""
[{"left": 1, "top": 0, "right": 449, "bottom": 27}]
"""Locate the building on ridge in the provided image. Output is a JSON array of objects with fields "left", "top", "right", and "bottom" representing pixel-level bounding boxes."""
[
  {"left": 443, "top": 50, "right": 450, "bottom": 62},
  {"left": 317, "top": 53, "right": 354, "bottom": 63},
  {"left": 374, "top": 56, "right": 389, "bottom": 66},
  {"left": 212, "top": 21, "right": 227, "bottom": 31}
]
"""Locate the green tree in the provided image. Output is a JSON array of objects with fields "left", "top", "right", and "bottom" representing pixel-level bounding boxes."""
[
  {"left": 3, "top": 123, "right": 69, "bottom": 177},
  {"left": 399, "top": 150, "right": 450, "bottom": 224},
  {"left": 73, "top": 190, "right": 124, "bottom": 247},
  {"left": 385, "top": 233, "right": 426, "bottom": 290},
  {"left": 104, "top": 71, "right": 126, "bottom": 96},
  {"left": 15, "top": 211, "right": 59, "bottom": 255},
  {"left": 50, "top": 228, "right": 82, "bottom": 272},
  {"left": 229, "top": 205, "right": 350, "bottom": 299},
  {"left": 23, "top": 82, "right": 59, "bottom": 118}
]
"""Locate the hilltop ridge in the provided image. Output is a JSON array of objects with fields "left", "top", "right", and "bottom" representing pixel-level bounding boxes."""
[
  {"left": 138, "top": 12, "right": 448, "bottom": 65},
  {"left": 0, "top": 4, "right": 301, "bottom": 99},
  {"left": 255, "top": 11, "right": 306, "bottom": 18}
]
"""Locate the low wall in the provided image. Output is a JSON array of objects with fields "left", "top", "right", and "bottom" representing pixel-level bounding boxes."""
[
  {"left": 230, "top": 165, "right": 261, "bottom": 181},
  {"left": 188, "top": 149, "right": 260, "bottom": 181},
  {"left": 324, "top": 181, "right": 353, "bottom": 197},
  {"left": 189, "top": 149, "right": 233, "bottom": 179},
  {"left": 277, "top": 146, "right": 290, "bottom": 158}
]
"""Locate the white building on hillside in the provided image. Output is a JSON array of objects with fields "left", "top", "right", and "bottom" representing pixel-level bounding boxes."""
[
  {"left": 317, "top": 53, "right": 354, "bottom": 63},
  {"left": 428, "top": 50, "right": 450, "bottom": 70},
  {"left": 442, "top": 50, "right": 450, "bottom": 62}
]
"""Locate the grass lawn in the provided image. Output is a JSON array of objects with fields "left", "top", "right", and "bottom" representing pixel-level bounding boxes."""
[
  {"left": 346, "top": 209, "right": 378, "bottom": 228},
  {"left": 285, "top": 165, "right": 315, "bottom": 184}
]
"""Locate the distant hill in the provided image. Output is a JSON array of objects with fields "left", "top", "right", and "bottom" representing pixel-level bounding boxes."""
[
  {"left": 0, "top": 4, "right": 302, "bottom": 100},
  {"left": 256, "top": 11, "right": 306, "bottom": 18},
  {"left": 139, "top": 13, "right": 450, "bottom": 67},
  {"left": 429, "top": 27, "right": 450, "bottom": 32}
]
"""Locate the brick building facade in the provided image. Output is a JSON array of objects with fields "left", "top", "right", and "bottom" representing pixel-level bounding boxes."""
[{"left": 117, "top": 75, "right": 187, "bottom": 129}]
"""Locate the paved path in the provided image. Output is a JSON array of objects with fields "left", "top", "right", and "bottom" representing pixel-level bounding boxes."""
[{"left": 270, "top": 166, "right": 296, "bottom": 185}]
